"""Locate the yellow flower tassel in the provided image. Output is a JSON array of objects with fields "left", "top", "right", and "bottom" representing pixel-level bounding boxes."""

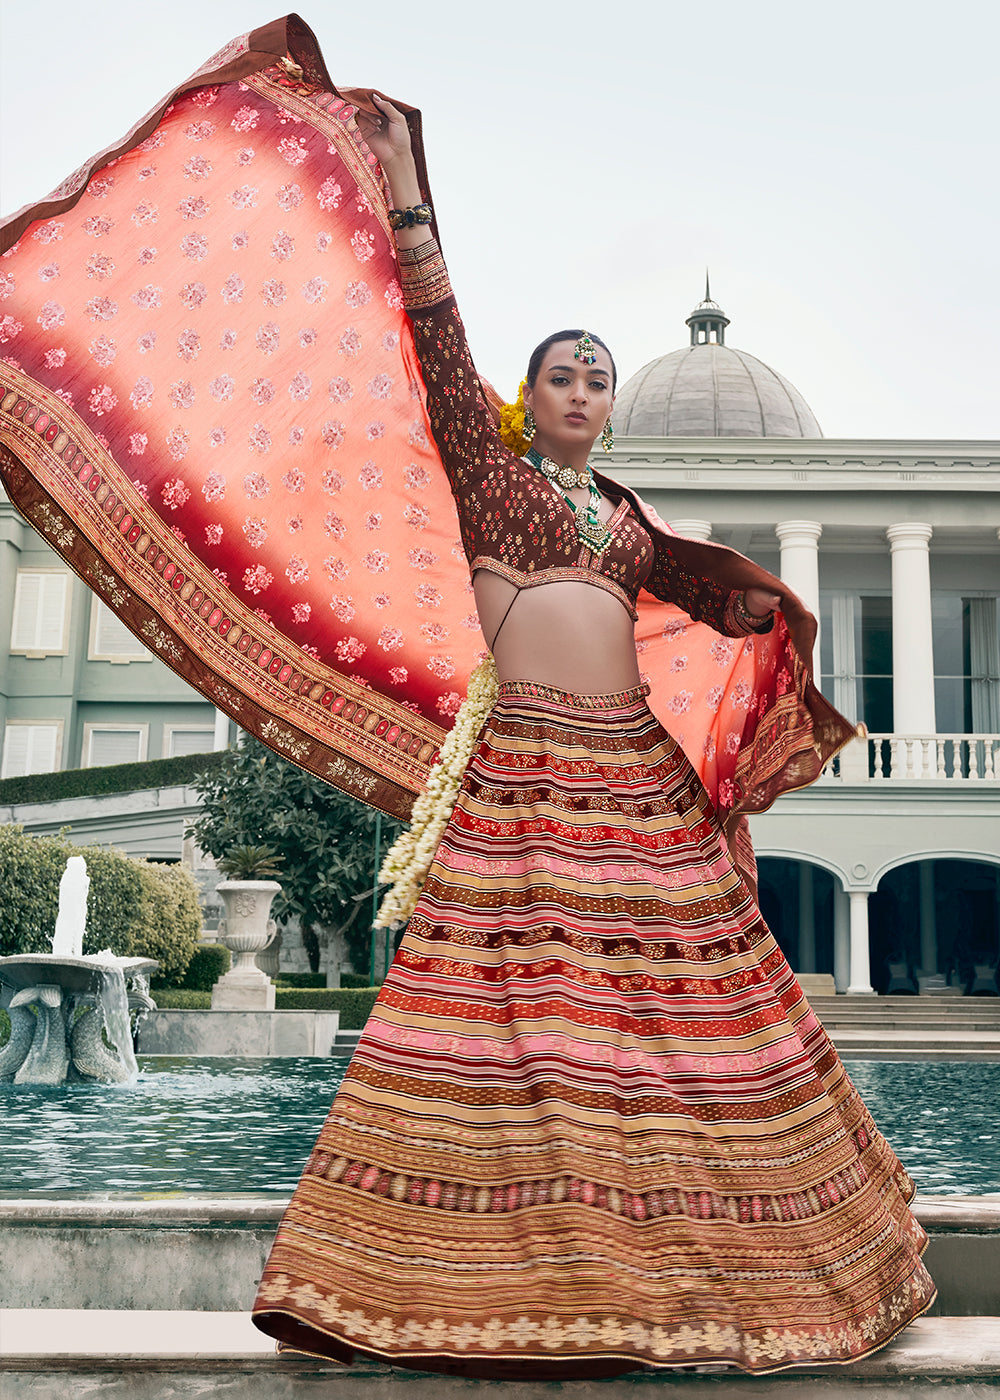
[
  {"left": 374, "top": 655, "right": 500, "bottom": 929},
  {"left": 498, "top": 379, "right": 532, "bottom": 457}
]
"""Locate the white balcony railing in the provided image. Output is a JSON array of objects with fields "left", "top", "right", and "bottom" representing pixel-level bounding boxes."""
[{"left": 830, "top": 733, "right": 1000, "bottom": 783}]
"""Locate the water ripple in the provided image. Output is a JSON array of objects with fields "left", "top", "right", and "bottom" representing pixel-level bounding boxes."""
[{"left": 1, "top": 1057, "right": 997, "bottom": 1195}]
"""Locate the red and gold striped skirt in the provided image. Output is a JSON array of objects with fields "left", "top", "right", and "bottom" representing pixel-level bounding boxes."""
[{"left": 253, "top": 682, "right": 934, "bottom": 1377}]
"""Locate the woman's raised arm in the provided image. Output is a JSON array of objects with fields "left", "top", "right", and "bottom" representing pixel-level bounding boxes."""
[{"left": 359, "top": 94, "right": 434, "bottom": 251}]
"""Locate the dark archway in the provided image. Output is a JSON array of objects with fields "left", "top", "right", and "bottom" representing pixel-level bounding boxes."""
[
  {"left": 757, "top": 858, "right": 836, "bottom": 976},
  {"left": 869, "top": 859, "right": 1000, "bottom": 995}
]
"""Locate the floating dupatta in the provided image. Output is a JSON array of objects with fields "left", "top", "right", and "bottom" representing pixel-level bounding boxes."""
[{"left": 0, "top": 13, "right": 857, "bottom": 829}]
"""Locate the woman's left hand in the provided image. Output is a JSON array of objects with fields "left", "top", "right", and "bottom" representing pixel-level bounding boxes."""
[
  {"left": 744, "top": 588, "right": 782, "bottom": 619},
  {"left": 357, "top": 93, "right": 414, "bottom": 172}
]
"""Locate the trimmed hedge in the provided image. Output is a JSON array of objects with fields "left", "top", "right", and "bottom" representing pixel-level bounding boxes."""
[
  {"left": 149, "top": 987, "right": 380, "bottom": 1027},
  {"left": 152, "top": 989, "right": 211, "bottom": 1009},
  {"left": 274, "top": 973, "right": 373, "bottom": 989},
  {"left": 0, "top": 826, "right": 201, "bottom": 980},
  {"left": 275, "top": 987, "right": 380, "bottom": 1028},
  {"left": 0, "top": 750, "right": 227, "bottom": 809},
  {"left": 341, "top": 972, "right": 373, "bottom": 989},
  {"left": 167, "top": 943, "right": 230, "bottom": 991}
]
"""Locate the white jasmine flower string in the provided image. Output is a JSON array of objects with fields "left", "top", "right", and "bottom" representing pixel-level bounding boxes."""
[{"left": 374, "top": 655, "right": 499, "bottom": 929}]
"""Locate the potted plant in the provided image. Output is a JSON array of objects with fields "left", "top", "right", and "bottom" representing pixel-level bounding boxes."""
[{"left": 211, "top": 845, "right": 285, "bottom": 1009}]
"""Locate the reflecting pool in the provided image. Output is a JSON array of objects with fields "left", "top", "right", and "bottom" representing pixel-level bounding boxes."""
[{"left": 1, "top": 1056, "right": 997, "bottom": 1196}]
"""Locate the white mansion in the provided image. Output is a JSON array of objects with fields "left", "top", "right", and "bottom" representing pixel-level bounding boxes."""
[{"left": 2, "top": 287, "right": 998, "bottom": 994}]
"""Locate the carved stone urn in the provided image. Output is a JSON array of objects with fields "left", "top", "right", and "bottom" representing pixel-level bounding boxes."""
[{"left": 211, "top": 881, "right": 280, "bottom": 1010}]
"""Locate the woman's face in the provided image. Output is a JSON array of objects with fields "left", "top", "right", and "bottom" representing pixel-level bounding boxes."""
[{"left": 523, "top": 341, "right": 615, "bottom": 459}]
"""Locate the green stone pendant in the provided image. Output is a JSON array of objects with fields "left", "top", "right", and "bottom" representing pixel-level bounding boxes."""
[{"left": 571, "top": 494, "right": 613, "bottom": 554}]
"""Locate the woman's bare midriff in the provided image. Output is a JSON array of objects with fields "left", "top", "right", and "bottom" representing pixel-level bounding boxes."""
[{"left": 473, "top": 570, "right": 642, "bottom": 695}]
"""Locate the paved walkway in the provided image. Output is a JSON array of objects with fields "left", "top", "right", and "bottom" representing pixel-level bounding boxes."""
[{"left": 2, "top": 1312, "right": 999, "bottom": 1397}]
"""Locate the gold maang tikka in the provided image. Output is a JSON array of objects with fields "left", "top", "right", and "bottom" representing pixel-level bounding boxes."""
[{"left": 574, "top": 331, "right": 597, "bottom": 365}]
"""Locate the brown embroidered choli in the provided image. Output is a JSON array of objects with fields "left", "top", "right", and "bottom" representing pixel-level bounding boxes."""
[{"left": 398, "top": 240, "right": 769, "bottom": 640}]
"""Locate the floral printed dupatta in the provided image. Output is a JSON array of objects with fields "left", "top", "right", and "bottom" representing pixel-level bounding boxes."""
[
  {"left": 0, "top": 15, "right": 482, "bottom": 817},
  {"left": 0, "top": 13, "right": 856, "bottom": 829}
]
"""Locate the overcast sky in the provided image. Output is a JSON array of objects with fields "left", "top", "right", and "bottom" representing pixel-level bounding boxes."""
[{"left": 1, "top": 0, "right": 996, "bottom": 440}]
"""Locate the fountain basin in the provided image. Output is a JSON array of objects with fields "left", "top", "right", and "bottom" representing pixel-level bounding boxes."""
[
  {"left": 0, "top": 954, "right": 158, "bottom": 1085},
  {"left": 0, "top": 955, "right": 158, "bottom": 996}
]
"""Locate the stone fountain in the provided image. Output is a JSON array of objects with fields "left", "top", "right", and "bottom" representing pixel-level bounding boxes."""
[{"left": 0, "top": 856, "right": 158, "bottom": 1084}]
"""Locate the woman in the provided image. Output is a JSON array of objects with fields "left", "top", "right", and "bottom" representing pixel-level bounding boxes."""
[{"left": 251, "top": 95, "right": 934, "bottom": 1377}]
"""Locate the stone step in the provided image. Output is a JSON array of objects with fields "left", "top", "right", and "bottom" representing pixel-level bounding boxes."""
[
  {"left": 3, "top": 1195, "right": 997, "bottom": 1317},
  {"left": 330, "top": 1030, "right": 362, "bottom": 1056},
  {"left": 831, "top": 1026, "right": 1000, "bottom": 1060},
  {"left": 1, "top": 1312, "right": 998, "bottom": 1398},
  {"left": 831, "top": 1028, "right": 1000, "bottom": 1044},
  {"left": 835, "top": 1046, "right": 1000, "bottom": 1062},
  {"left": 810, "top": 998, "right": 1000, "bottom": 1017}
]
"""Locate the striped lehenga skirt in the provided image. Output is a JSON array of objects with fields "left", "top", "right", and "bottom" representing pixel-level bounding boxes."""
[{"left": 252, "top": 682, "right": 935, "bottom": 1377}]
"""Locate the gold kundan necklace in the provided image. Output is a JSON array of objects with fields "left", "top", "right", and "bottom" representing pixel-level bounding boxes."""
[{"left": 525, "top": 447, "right": 613, "bottom": 555}]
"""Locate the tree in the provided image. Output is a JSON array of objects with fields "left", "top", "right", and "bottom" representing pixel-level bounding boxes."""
[{"left": 187, "top": 738, "right": 402, "bottom": 973}]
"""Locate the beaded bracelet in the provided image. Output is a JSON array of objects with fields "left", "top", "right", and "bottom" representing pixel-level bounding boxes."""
[{"left": 388, "top": 203, "right": 433, "bottom": 230}]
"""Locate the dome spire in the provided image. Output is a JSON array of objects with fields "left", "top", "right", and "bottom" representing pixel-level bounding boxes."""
[{"left": 686, "top": 274, "right": 730, "bottom": 347}]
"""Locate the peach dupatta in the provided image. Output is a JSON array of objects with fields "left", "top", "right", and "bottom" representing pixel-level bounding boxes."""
[{"left": 0, "top": 14, "right": 856, "bottom": 830}]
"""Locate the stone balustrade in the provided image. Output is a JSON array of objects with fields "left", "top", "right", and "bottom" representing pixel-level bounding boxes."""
[{"left": 827, "top": 733, "right": 1000, "bottom": 783}]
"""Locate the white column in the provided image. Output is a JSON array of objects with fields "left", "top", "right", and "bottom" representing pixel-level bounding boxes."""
[
  {"left": 667, "top": 519, "right": 712, "bottom": 541},
  {"left": 775, "top": 521, "right": 822, "bottom": 666},
  {"left": 798, "top": 864, "right": 816, "bottom": 973},
  {"left": 919, "top": 862, "right": 937, "bottom": 974},
  {"left": 833, "top": 885, "right": 850, "bottom": 993},
  {"left": 213, "top": 709, "right": 230, "bottom": 751},
  {"left": 886, "top": 522, "right": 935, "bottom": 734},
  {"left": 847, "top": 891, "right": 875, "bottom": 995}
]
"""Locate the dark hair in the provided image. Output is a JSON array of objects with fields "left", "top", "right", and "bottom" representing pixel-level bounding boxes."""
[{"left": 526, "top": 330, "right": 617, "bottom": 392}]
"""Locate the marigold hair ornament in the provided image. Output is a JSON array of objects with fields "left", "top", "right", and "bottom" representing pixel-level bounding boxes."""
[{"left": 498, "top": 380, "right": 534, "bottom": 456}]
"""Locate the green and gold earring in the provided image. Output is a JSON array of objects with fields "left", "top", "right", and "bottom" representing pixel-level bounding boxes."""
[
  {"left": 523, "top": 406, "right": 537, "bottom": 443},
  {"left": 601, "top": 418, "right": 614, "bottom": 453}
]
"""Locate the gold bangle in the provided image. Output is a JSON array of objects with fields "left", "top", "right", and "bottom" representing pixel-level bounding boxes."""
[{"left": 735, "top": 591, "right": 772, "bottom": 627}]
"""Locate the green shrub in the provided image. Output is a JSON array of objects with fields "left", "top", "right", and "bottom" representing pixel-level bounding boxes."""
[
  {"left": 0, "top": 826, "right": 139, "bottom": 957},
  {"left": 168, "top": 943, "right": 230, "bottom": 991},
  {"left": 341, "top": 972, "right": 373, "bottom": 989},
  {"left": 275, "top": 987, "right": 380, "bottom": 1028},
  {"left": 131, "top": 862, "right": 202, "bottom": 982},
  {"left": 0, "top": 750, "right": 226, "bottom": 809},
  {"left": 0, "top": 827, "right": 201, "bottom": 983},
  {"left": 151, "top": 988, "right": 211, "bottom": 1009},
  {"left": 0, "top": 1009, "right": 9, "bottom": 1046},
  {"left": 0, "top": 824, "right": 87, "bottom": 955},
  {"left": 275, "top": 972, "right": 326, "bottom": 988}
]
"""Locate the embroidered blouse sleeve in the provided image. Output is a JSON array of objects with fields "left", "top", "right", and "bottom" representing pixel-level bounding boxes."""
[
  {"left": 645, "top": 539, "right": 774, "bottom": 638},
  {"left": 398, "top": 239, "right": 505, "bottom": 499}
]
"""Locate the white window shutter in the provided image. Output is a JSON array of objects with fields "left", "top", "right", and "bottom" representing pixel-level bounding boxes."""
[
  {"left": 92, "top": 600, "right": 146, "bottom": 660},
  {"left": 10, "top": 573, "right": 68, "bottom": 652},
  {"left": 1, "top": 724, "right": 59, "bottom": 778},
  {"left": 167, "top": 729, "right": 214, "bottom": 758},
  {"left": 88, "top": 728, "right": 143, "bottom": 767}
]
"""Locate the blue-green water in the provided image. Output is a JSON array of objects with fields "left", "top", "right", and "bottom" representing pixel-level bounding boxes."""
[{"left": 1, "top": 1057, "right": 997, "bottom": 1196}]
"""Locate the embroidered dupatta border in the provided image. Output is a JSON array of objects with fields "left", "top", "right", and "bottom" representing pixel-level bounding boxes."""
[{"left": 0, "top": 16, "right": 446, "bottom": 821}]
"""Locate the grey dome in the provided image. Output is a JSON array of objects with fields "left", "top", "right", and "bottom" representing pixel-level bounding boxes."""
[{"left": 613, "top": 290, "right": 823, "bottom": 439}]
